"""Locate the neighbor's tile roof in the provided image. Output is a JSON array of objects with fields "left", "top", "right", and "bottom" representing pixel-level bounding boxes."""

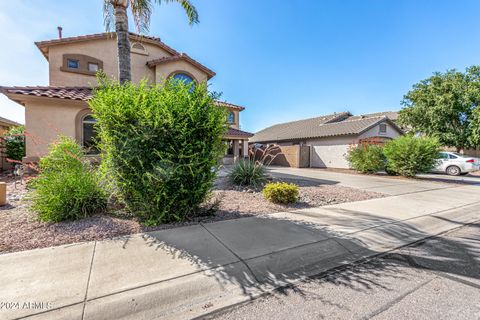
[
  {"left": 250, "top": 112, "right": 350, "bottom": 143},
  {"left": 0, "top": 116, "right": 21, "bottom": 127},
  {"left": 250, "top": 113, "right": 399, "bottom": 143},
  {"left": 0, "top": 86, "right": 245, "bottom": 111},
  {"left": 147, "top": 54, "right": 216, "bottom": 79},
  {"left": 227, "top": 127, "right": 253, "bottom": 138},
  {"left": 346, "top": 111, "right": 399, "bottom": 122}
]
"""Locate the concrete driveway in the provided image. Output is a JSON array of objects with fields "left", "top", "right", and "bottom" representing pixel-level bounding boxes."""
[
  {"left": 266, "top": 166, "right": 458, "bottom": 196},
  {"left": 1, "top": 168, "right": 479, "bottom": 320}
]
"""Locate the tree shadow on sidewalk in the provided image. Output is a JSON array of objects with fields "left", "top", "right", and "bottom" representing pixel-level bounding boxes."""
[{"left": 110, "top": 205, "right": 480, "bottom": 305}]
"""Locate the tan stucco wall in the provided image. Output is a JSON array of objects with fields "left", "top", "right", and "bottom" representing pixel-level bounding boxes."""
[
  {"left": 154, "top": 60, "right": 208, "bottom": 83},
  {"left": 24, "top": 97, "right": 88, "bottom": 159},
  {"left": 309, "top": 122, "right": 402, "bottom": 169},
  {"left": 48, "top": 38, "right": 173, "bottom": 86}
]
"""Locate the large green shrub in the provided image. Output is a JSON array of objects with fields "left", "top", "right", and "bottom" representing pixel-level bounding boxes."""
[
  {"left": 31, "top": 137, "right": 107, "bottom": 222},
  {"left": 346, "top": 143, "right": 385, "bottom": 173},
  {"left": 2, "top": 125, "right": 25, "bottom": 161},
  {"left": 383, "top": 135, "right": 440, "bottom": 177},
  {"left": 263, "top": 182, "right": 299, "bottom": 204},
  {"left": 89, "top": 79, "right": 228, "bottom": 225},
  {"left": 228, "top": 160, "right": 267, "bottom": 188}
]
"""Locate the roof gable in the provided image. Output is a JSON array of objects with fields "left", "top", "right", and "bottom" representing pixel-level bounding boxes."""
[
  {"left": 147, "top": 53, "right": 216, "bottom": 79},
  {"left": 35, "top": 32, "right": 179, "bottom": 60}
]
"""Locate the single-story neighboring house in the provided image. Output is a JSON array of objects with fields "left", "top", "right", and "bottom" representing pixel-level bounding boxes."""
[{"left": 250, "top": 111, "right": 403, "bottom": 168}]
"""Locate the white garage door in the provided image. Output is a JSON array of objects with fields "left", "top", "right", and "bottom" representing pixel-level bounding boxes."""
[{"left": 311, "top": 144, "right": 350, "bottom": 168}]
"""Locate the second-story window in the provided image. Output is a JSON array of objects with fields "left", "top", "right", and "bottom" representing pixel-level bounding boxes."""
[
  {"left": 88, "top": 63, "right": 99, "bottom": 72},
  {"left": 227, "top": 111, "right": 235, "bottom": 124},
  {"left": 62, "top": 54, "right": 103, "bottom": 76},
  {"left": 68, "top": 59, "right": 79, "bottom": 69}
]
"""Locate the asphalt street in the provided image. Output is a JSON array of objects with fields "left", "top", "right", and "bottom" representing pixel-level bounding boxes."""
[{"left": 203, "top": 222, "right": 480, "bottom": 320}]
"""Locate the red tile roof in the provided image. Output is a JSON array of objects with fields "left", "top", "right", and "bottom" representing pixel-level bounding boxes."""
[
  {"left": 227, "top": 127, "right": 253, "bottom": 138},
  {"left": 0, "top": 86, "right": 246, "bottom": 111},
  {"left": 214, "top": 100, "right": 245, "bottom": 111},
  {"left": 147, "top": 54, "right": 216, "bottom": 79},
  {"left": 0, "top": 86, "right": 92, "bottom": 101}
]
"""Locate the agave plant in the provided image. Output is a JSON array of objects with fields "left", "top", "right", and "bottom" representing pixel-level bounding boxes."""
[{"left": 228, "top": 159, "right": 268, "bottom": 189}]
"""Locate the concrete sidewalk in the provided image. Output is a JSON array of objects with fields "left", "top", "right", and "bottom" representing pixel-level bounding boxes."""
[{"left": 1, "top": 185, "right": 479, "bottom": 320}]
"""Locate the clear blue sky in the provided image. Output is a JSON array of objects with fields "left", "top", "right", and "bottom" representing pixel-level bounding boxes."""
[{"left": 1, "top": 0, "right": 480, "bottom": 132}]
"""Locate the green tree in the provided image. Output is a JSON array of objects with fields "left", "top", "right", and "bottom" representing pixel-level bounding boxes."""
[
  {"left": 103, "top": 0, "right": 199, "bottom": 84},
  {"left": 2, "top": 125, "right": 25, "bottom": 161},
  {"left": 399, "top": 66, "right": 480, "bottom": 152}
]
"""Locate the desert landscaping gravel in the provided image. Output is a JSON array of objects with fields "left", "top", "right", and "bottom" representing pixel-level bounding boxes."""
[{"left": 0, "top": 174, "right": 384, "bottom": 254}]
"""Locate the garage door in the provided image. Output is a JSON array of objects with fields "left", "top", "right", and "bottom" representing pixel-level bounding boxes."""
[{"left": 311, "top": 144, "right": 350, "bottom": 168}]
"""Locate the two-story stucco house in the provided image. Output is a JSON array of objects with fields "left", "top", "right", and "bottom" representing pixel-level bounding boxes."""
[{"left": 0, "top": 32, "right": 252, "bottom": 164}]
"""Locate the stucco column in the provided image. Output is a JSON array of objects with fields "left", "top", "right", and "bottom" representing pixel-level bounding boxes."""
[
  {"left": 233, "top": 139, "right": 240, "bottom": 162},
  {"left": 243, "top": 140, "right": 249, "bottom": 158}
]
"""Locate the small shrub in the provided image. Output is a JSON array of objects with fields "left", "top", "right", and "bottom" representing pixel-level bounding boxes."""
[
  {"left": 2, "top": 125, "right": 25, "bottom": 161},
  {"left": 89, "top": 79, "right": 227, "bottom": 225},
  {"left": 383, "top": 135, "right": 440, "bottom": 177},
  {"left": 346, "top": 143, "right": 385, "bottom": 173},
  {"left": 31, "top": 137, "right": 107, "bottom": 222},
  {"left": 263, "top": 182, "right": 299, "bottom": 204},
  {"left": 228, "top": 160, "right": 267, "bottom": 188}
]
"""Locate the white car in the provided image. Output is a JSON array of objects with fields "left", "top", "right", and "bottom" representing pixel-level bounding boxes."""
[{"left": 432, "top": 152, "right": 480, "bottom": 176}]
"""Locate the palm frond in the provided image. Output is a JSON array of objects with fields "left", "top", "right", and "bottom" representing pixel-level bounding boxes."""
[
  {"left": 103, "top": 0, "right": 115, "bottom": 32},
  {"left": 129, "top": 0, "right": 154, "bottom": 33},
  {"left": 155, "top": 0, "right": 199, "bottom": 25},
  {"left": 103, "top": 0, "right": 199, "bottom": 34}
]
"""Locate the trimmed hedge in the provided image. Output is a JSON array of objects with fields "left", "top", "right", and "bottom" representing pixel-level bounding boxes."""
[
  {"left": 263, "top": 182, "right": 299, "bottom": 204},
  {"left": 89, "top": 79, "right": 228, "bottom": 225}
]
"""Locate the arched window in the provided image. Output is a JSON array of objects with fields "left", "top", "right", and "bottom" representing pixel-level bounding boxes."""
[
  {"left": 227, "top": 111, "right": 235, "bottom": 124},
  {"left": 82, "top": 115, "right": 98, "bottom": 155},
  {"left": 172, "top": 73, "right": 195, "bottom": 86}
]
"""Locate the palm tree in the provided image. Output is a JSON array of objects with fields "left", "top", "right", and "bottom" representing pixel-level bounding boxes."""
[{"left": 104, "top": 0, "right": 199, "bottom": 84}]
